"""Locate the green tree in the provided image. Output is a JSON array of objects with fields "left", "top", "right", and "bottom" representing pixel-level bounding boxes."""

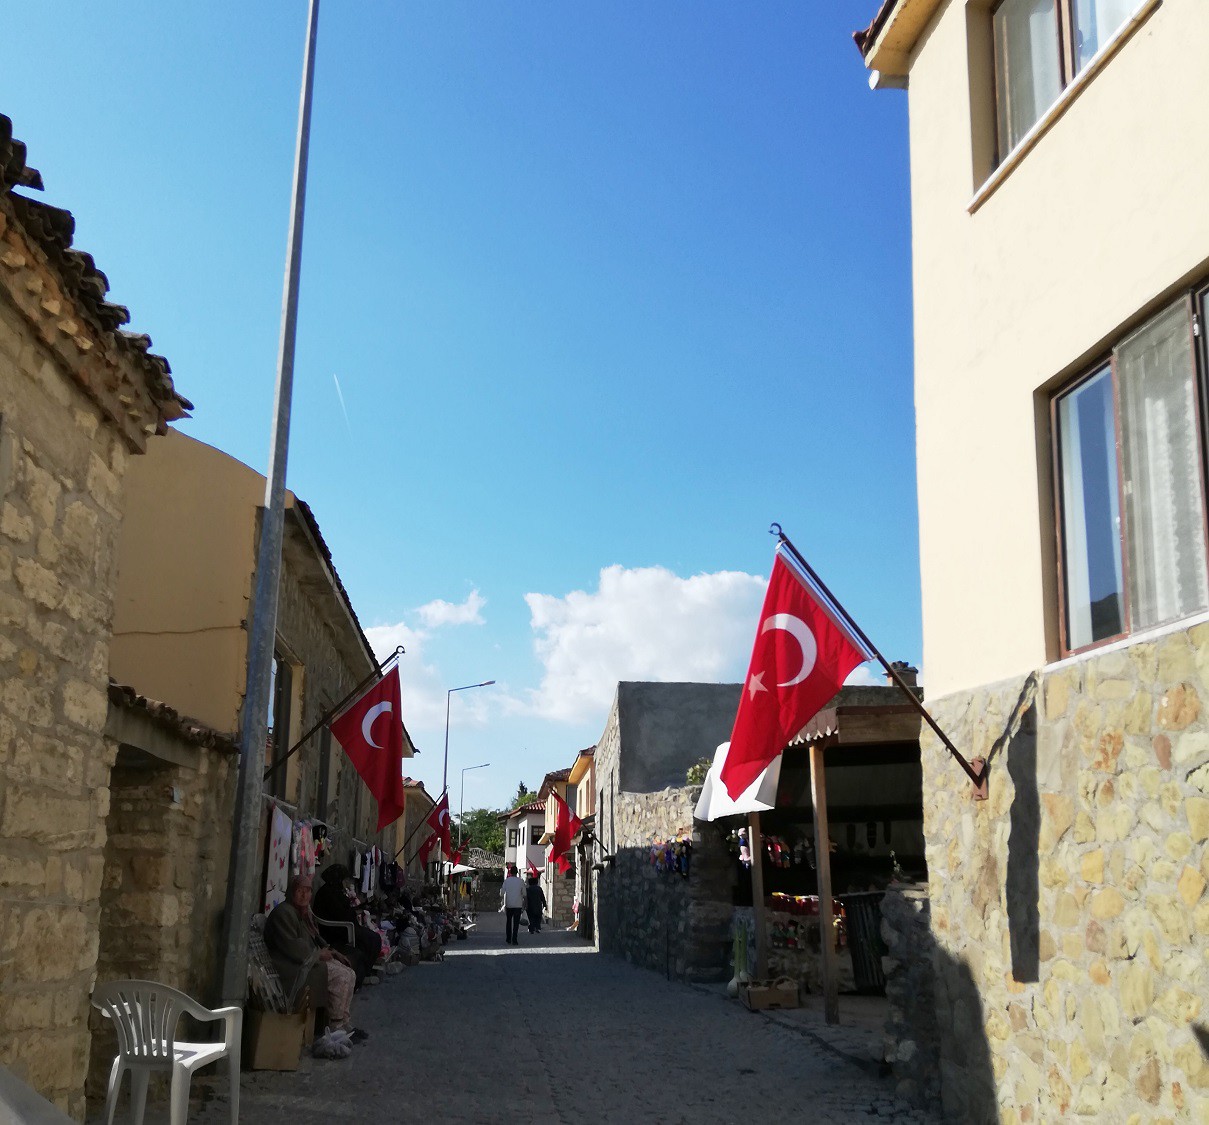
[
  {"left": 513, "top": 781, "right": 538, "bottom": 807},
  {"left": 457, "top": 807, "right": 505, "bottom": 856}
]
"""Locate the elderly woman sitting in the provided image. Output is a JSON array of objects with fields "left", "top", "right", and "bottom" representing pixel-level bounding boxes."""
[{"left": 264, "top": 875, "right": 366, "bottom": 1043}]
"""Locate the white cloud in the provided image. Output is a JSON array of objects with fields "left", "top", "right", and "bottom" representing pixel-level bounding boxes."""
[
  {"left": 363, "top": 620, "right": 448, "bottom": 731},
  {"left": 517, "top": 565, "right": 768, "bottom": 724},
  {"left": 417, "top": 589, "right": 486, "bottom": 629},
  {"left": 844, "top": 664, "right": 884, "bottom": 688}
]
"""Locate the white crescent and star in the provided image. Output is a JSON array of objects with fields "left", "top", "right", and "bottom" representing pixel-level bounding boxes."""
[
  {"left": 437, "top": 807, "right": 450, "bottom": 828},
  {"left": 747, "top": 613, "right": 817, "bottom": 699},
  {"left": 361, "top": 701, "right": 393, "bottom": 749}
]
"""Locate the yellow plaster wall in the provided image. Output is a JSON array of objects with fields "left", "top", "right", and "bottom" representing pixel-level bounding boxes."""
[
  {"left": 905, "top": 0, "right": 1209, "bottom": 696},
  {"left": 110, "top": 431, "right": 269, "bottom": 733}
]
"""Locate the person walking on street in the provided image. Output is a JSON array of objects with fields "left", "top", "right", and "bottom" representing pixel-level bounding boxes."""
[
  {"left": 501, "top": 863, "right": 525, "bottom": 945},
  {"left": 525, "top": 874, "right": 546, "bottom": 933}
]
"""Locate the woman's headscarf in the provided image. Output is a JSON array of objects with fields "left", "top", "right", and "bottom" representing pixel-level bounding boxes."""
[{"left": 286, "top": 874, "right": 319, "bottom": 939}]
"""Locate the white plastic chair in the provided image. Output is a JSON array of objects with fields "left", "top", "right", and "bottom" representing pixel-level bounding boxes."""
[{"left": 92, "top": 979, "right": 241, "bottom": 1125}]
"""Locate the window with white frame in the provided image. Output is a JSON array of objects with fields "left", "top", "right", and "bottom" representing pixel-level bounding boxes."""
[
  {"left": 1054, "top": 294, "right": 1209, "bottom": 653},
  {"left": 993, "top": 0, "right": 1136, "bottom": 158}
]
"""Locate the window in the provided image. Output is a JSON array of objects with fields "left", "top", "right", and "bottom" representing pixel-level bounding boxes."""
[
  {"left": 993, "top": 0, "right": 1135, "bottom": 159},
  {"left": 508, "top": 828, "right": 519, "bottom": 848},
  {"left": 266, "top": 653, "right": 293, "bottom": 799},
  {"left": 1054, "top": 295, "right": 1209, "bottom": 653}
]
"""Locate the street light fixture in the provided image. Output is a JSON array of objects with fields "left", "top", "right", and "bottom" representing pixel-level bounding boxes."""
[
  {"left": 459, "top": 762, "right": 490, "bottom": 848},
  {"left": 443, "top": 680, "right": 494, "bottom": 793}
]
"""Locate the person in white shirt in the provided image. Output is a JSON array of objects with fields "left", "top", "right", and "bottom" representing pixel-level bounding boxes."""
[{"left": 500, "top": 864, "right": 526, "bottom": 945}]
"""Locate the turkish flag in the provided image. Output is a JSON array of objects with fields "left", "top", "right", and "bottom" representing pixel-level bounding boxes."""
[
  {"left": 547, "top": 791, "right": 582, "bottom": 875},
  {"left": 720, "top": 550, "right": 871, "bottom": 798},
  {"left": 329, "top": 666, "right": 407, "bottom": 830},
  {"left": 417, "top": 793, "right": 451, "bottom": 867},
  {"left": 526, "top": 859, "right": 540, "bottom": 879}
]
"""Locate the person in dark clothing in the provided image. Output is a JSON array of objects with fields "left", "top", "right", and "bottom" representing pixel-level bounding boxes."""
[
  {"left": 525, "top": 875, "right": 546, "bottom": 933},
  {"left": 313, "top": 864, "right": 382, "bottom": 985}
]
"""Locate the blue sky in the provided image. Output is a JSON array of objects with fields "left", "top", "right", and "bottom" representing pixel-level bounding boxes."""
[{"left": 5, "top": 1, "right": 914, "bottom": 814}]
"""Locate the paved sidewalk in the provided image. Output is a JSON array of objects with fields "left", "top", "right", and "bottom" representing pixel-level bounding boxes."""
[{"left": 95, "top": 912, "right": 941, "bottom": 1124}]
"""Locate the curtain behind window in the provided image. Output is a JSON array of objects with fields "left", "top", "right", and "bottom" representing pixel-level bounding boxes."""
[
  {"left": 1118, "top": 303, "right": 1209, "bottom": 631},
  {"left": 994, "top": 0, "right": 1063, "bottom": 156}
]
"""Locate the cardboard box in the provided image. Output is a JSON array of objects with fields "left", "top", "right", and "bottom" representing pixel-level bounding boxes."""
[
  {"left": 741, "top": 978, "right": 800, "bottom": 1011},
  {"left": 243, "top": 1008, "right": 306, "bottom": 1071}
]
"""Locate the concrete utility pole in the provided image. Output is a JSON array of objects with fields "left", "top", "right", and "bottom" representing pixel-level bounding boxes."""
[{"left": 218, "top": 0, "right": 321, "bottom": 1006}]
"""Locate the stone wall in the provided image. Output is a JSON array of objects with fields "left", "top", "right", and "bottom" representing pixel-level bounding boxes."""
[
  {"left": 879, "top": 883, "right": 940, "bottom": 1109},
  {"left": 596, "top": 785, "right": 734, "bottom": 981},
  {"left": 0, "top": 293, "right": 133, "bottom": 1119},
  {"left": 87, "top": 742, "right": 235, "bottom": 1099},
  {"left": 264, "top": 545, "right": 392, "bottom": 869},
  {"left": 920, "top": 631, "right": 1209, "bottom": 1123}
]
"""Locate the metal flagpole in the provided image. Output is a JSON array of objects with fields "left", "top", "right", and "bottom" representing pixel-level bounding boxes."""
[
  {"left": 396, "top": 787, "right": 448, "bottom": 864},
  {"left": 769, "top": 523, "right": 985, "bottom": 788},
  {"left": 217, "top": 0, "right": 321, "bottom": 1007},
  {"left": 262, "top": 646, "right": 404, "bottom": 784}
]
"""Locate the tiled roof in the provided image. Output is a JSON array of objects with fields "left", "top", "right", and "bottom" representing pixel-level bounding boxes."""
[
  {"left": 500, "top": 798, "right": 546, "bottom": 821},
  {"left": 854, "top": 0, "right": 898, "bottom": 56},
  {"left": 0, "top": 113, "right": 190, "bottom": 444},
  {"left": 108, "top": 680, "right": 238, "bottom": 753}
]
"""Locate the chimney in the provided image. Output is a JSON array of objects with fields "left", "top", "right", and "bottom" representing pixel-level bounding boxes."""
[{"left": 886, "top": 660, "right": 918, "bottom": 688}]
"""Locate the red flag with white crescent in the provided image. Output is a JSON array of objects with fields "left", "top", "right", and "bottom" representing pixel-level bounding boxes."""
[
  {"left": 719, "top": 549, "right": 872, "bottom": 798},
  {"left": 547, "top": 791, "right": 582, "bottom": 875},
  {"left": 417, "top": 793, "right": 451, "bottom": 867},
  {"left": 328, "top": 666, "right": 406, "bottom": 830}
]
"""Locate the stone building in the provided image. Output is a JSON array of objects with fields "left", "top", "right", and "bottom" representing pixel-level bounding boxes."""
[
  {"left": 109, "top": 429, "right": 410, "bottom": 898},
  {"left": 593, "top": 682, "right": 741, "bottom": 981},
  {"left": 0, "top": 114, "right": 189, "bottom": 1117},
  {"left": 857, "top": 1, "right": 1209, "bottom": 1119},
  {"left": 400, "top": 777, "right": 436, "bottom": 886}
]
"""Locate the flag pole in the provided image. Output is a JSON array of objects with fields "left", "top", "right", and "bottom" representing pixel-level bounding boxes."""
[
  {"left": 770, "top": 524, "right": 985, "bottom": 788},
  {"left": 747, "top": 812, "right": 769, "bottom": 984},
  {"left": 397, "top": 787, "right": 449, "bottom": 864},
  {"left": 263, "top": 646, "right": 404, "bottom": 783}
]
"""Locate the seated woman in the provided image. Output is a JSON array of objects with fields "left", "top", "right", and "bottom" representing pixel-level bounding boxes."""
[
  {"left": 265, "top": 874, "right": 366, "bottom": 1042},
  {"left": 313, "top": 864, "right": 385, "bottom": 983}
]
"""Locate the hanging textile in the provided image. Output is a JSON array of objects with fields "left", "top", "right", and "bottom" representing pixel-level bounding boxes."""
[
  {"left": 297, "top": 821, "right": 316, "bottom": 878},
  {"left": 264, "top": 806, "right": 293, "bottom": 913}
]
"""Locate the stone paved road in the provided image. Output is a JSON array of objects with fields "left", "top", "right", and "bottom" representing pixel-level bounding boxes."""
[{"left": 121, "top": 912, "right": 942, "bottom": 1125}]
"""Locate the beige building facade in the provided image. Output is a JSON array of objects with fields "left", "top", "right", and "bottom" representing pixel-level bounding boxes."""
[
  {"left": 0, "top": 116, "right": 188, "bottom": 1117},
  {"left": 859, "top": 1, "right": 1209, "bottom": 1120},
  {"left": 111, "top": 429, "right": 409, "bottom": 868}
]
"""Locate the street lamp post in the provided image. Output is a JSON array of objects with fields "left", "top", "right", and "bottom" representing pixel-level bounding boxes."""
[
  {"left": 442, "top": 680, "right": 494, "bottom": 793},
  {"left": 459, "top": 762, "right": 490, "bottom": 848}
]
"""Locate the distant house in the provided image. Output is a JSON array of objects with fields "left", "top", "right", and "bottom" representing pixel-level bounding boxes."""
[
  {"left": 500, "top": 799, "right": 546, "bottom": 878},
  {"left": 537, "top": 766, "right": 576, "bottom": 927},
  {"left": 567, "top": 746, "right": 597, "bottom": 938}
]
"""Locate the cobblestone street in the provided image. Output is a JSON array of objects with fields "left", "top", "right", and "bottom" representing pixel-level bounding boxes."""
[{"left": 149, "top": 911, "right": 943, "bottom": 1125}]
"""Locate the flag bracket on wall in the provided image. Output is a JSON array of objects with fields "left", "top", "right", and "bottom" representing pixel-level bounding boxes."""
[{"left": 767, "top": 523, "right": 985, "bottom": 789}]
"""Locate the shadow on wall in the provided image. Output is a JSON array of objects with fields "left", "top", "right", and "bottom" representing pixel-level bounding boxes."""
[
  {"left": 1000, "top": 674, "right": 1041, "bottom": 983},
  {"left": 882, "top": 886, "right": 997, "bottom": 1122}
]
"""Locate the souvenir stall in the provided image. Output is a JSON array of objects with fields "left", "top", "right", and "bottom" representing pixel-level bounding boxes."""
[{"left": 724, "top": 687, "right": 927, "bottom": 1005}]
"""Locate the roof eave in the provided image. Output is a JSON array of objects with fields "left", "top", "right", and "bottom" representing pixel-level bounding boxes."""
[{"left": 855, "top": 0, "right": 943, "bottom": 78}]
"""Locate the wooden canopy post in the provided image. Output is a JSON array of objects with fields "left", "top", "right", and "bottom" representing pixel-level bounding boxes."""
[
  {"left": 748, "top": 812, "right": 768, "bottom": 981},
  {"left": 809, "top": 741, "right": 839, "bottom": 1025}
]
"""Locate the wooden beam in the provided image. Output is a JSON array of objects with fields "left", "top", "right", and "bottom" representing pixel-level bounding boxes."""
[
  {"left": 748, "top": 811, "right": 768, "bottom": 982},
  {"left": 809, "top": 742, "right": 839, "bottom": 1025}
]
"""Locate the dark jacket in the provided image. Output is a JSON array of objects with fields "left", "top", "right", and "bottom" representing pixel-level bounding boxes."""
[
  {"left": 264, "top": 901, "right": 327, "bottom": 1008},
  {"left": 526, "top": 882, "right": 546, "bottom": 915}
]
